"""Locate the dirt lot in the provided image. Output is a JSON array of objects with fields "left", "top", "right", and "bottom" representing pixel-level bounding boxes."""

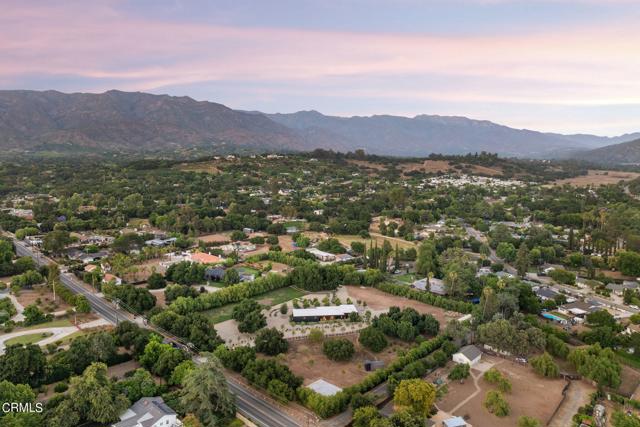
[
  {"left": 16, "top": 286, "right": 73, "bottom": 313},
  {"left": 278, "top": 334, "right": 411, "bottom": 388},
  {"left": 347, "top": 159, "right": 388, "bottom": 172},
  {"left": 439, "top": 355, "right": 566, "bottom": 427},
  {"left": 553, "top": 170, "right": 640, "bottom": 187},
  {"left": 618, "top": 364, "right": 640, "bottom": 397},
  {"left": 198, "top": 232, "right": 232, "bottom": 243},
  {"left": 336, "top": 233, "right": 417, "bottom": 251},
  {"left": 124, "top": 258, "right": 164, "bottom": 282},
  {"left": 344, "top": 286, "right": 462, "bottom": 326}
]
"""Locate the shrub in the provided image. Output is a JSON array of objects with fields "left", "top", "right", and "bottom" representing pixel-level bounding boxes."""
[
  {"left": 448, "top": 363, "right": 470, "bottom": 380},
  {"left": 53, "top": 382, "right": 68, "bottom": 393},
  {"left": 358, "top": 326, "right": 388, "bottom": 352},
  {"left": 323, "top": 339, "right": 355, "bottom": 361},
  {"left": 255, "top": 328, "right": 288, "bottom": 355},
  {"left": 484, "top": 390, "right": 510, "bottom": 417},
  {"left": 483, "top": 368, "right": 511, "bottom": 393}
]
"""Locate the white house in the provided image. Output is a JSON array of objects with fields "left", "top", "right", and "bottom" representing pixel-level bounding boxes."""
[
  {"left": 452, "top": 345, "right": 482, "bottom": 366},
  {"left": 113, "top": 397, "right": 181, "bottom": 427}
]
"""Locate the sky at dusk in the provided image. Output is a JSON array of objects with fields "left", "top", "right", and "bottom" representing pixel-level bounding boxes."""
[{"left": 2, "top": 0, "right": 640, "bottom": 135}]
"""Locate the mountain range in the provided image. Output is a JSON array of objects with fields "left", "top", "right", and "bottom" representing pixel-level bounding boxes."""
[{"left": 0, "top": 89, "right": 638, "bottom": 162}]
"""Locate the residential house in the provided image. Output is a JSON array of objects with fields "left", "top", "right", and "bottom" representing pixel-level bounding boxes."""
[
  {"left": 606, "top": 281, "right": 639, "bottom": 297},
  {"left": 558, "top": 300, "right": 603, "bottom": 322},
  {"left": 452, "top": 345, "right": 482, "bottom": 366},
  {"left": 189, "top": 252, "right": 224, "bottom": 265},
  {"left": 113, "top": 397, "right": 182, "bottom": 427},
  {"left": 411, "top": 277, "right": 447, "bottom": 296},
  {"left": 334, "top": 253, "right": 355, "bottom": 263},
  {"left": 535, "top": 287, "right": 561, "bottom": 301},
  {"left": 145, "top": 237, "right": 177, "bottom": 247},
  {"left": 103, "top": 273, "right": 122, "bottom": 286},
  {"left": 204, "top": 266, "right": 226, "bottom": 282},
  {"left": 306, "top": 247, "right": 335, "bottom": 262}
]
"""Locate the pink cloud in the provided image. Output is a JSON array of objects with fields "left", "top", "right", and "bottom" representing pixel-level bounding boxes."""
[{"left": 0, "top": 0, "right": 639, "bottom": 109}]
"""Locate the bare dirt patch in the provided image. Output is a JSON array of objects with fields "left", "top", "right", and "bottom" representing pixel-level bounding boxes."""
[
  {"left": 279, "top": 334, "right": 410, "bottom": 388},
  {"left": 198, "top": 232, "right": 232, "bottom": 243},
  {"left": 344, "top": 286, "right": 461, "bottom": 326},
  {"left": 618, "top": 365, "right": 640, "bottom": 397},
  {"left": 554, "top": 170, "right": 640, "bottom": 187},
  {"left": 347, "top": 160, "right": 388, "bottom": 172},
  {"left": 439, "top": 356, "right": 566, "bottom": 427},
  {"left": 16, "top": 286, "right": 73, "bottom": 313},
  {"left": 335, "top": 234, "right": 417, "bottom": 251},
  {"left": 401, "top": 160, "right": 452, "bottom": 174}
]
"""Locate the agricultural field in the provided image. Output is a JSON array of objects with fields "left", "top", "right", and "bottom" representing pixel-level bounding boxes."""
[{"left": 553, "top": 169, "right": 640, "bottom": 187}]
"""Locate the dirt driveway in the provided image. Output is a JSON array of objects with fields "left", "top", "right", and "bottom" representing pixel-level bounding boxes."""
[{"left": 548, "top": 380, "right": 596, "bottom": 427}]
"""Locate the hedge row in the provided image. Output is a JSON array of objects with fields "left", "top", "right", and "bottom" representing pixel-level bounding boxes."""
[
  {"left": 375, "top": 282, "right": 474, "bottom": 314},
  {"left": 246, "top": 251, "right": 316, "bottom": 267},
  {"left": 297, "top": 335, "right": 448, "bottom": 418},
  {"left": 169, "top": 272, "right": 289, "bottom": 314}
]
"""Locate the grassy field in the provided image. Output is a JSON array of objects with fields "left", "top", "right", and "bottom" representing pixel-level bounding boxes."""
[
  {"left": 394, "top": 273, "right": 417, "bottom": 283},
  {"left": 203, "top": 286, "right": 306, "bottom": 324},
  {"left": 5, "top": 331, "right": 53, "bottom": 346},
  {"left": 616, "top": 350, "right": 640, "bottom": 370},
  {"left": 20, "top": 318, "right": 74, "bottom": 331},
  {"left": 335, "top": 233, "right": 417, "bottom": 250}
]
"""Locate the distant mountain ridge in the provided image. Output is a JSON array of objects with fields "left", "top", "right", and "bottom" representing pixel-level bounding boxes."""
[
  {"left": 0, "top": 90, "right": 303, "bottom": 153},
  {"left": 0, "top": 89, "right": 635, "bottom": 158},
  {"left": 575, "top": 138, "right": 640, "bottom": 165},
  {"left": 265, "top": 110, "right": 624, "bottom": 158}
]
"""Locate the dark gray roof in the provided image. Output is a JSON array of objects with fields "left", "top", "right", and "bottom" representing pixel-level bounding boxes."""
[{"left": 457, "top": 344, "right": 482, "bottom": 361}]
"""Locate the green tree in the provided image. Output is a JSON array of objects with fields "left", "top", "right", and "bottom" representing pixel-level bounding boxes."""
[
  {"left": 353, "top": 406, "right": 381, "bottom": 427},
  {"left": 612, "top": 410, "right": 640, "bottom": 427},
  {"left": 67, "top": 362, "right": 129, "bottom": 424},
  {"left": 223, "top": 269, "right": 240, "bottom": 286},
  {"left": 448, "top": 363, "right": 471, "bottom": 380},
  {"left": 43, "top": 230, "right": 71, "bottom": 254},
  {"left": 0, "top": 344, "right": 47, "bottom": 387},
  {"left": 254, "top": 328, "right": 288, "bottom": 355},
  {"left": 358, "top": 326, "right": 388, "bottom": 352},
  {"left": 496, "top": 242, "right": 517, "bottom": 262},
  {"left": 180, "top": 356, "right": 236, "bottom": 426},
  {"left": 484, "top": 390, "right": 510, "bottom": 417},
  {"left": 116, "top": 368, "right": 157, "bottom": 403},
  {"left": 530, "top": 353, "right": 559, "bottom": 378},
  {"left": 323, "top": 338, "right": 355, "bottom": 361},
  {"left": 415, "top": 240, "right": 438, "bottom": 279},
  {"left": 393, "top": 379, "right": 436, "bottom": 417},
  {"left": 515, "top": 244, "right": 530, "bottom": 277}
]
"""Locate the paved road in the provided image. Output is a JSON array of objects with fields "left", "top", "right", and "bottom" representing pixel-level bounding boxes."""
[{"left": 10, "top": 237, "right": 302, "bottom": 427}]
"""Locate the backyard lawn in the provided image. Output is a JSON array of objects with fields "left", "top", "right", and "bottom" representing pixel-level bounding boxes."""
[{"left": 203, "top": 286, "right": 306, "bottom": 323}]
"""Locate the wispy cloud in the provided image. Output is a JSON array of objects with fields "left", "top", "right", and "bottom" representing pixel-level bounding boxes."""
[{"left": 1, "top": 0, "right": 639, "bottom": 134}]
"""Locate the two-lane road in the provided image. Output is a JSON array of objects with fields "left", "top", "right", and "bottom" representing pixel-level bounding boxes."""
[{"left": 11, "top": 238, "right": 301, "bottom": 427}]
